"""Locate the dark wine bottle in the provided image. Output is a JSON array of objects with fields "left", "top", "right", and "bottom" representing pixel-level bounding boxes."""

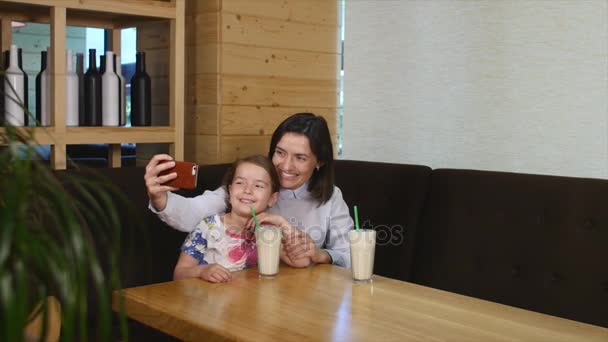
[
  {"left": 130, "top": 52, "right": 151, "bottom": 126},
  {"left": 76, "top": 53, "right": 85, "bottom": 125},
  {"left": 83, "top": 49, "right": 102, "bottom": 126},
  {"left": 35, "top": 50, "right": 46, "bottom": 126},
  {"left": 114, "top": 53, "right": 123, "bottom": 126},
  {"left": 17, "top": 48, "right": 28, "bottom": 126},
  {"left": 99, "top": 54, "right": 105, "bottom": 74}
]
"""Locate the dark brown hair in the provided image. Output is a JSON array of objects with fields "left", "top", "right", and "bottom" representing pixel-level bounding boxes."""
[
  {"left": 268, "top": 113, "right": 335, "bottom": 204},
  {"left": 222, "top": 155, "right": 280, "bottom": 212}
]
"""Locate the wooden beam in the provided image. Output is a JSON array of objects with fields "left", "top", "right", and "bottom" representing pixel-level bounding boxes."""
[
  {"left": 51, "top": 6, "right": 66, "bottom": 169},
  {"left": 169, "top": 0, "right": 185, "bottom": 160},
  {"left": 0, "top": 18, "right": 11, "bottom": 52}
]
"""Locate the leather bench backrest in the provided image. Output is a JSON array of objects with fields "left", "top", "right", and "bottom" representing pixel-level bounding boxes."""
[
  {"left": 413, "top": 168, "right": 608, "bottom": 327},
  {"left": 335, "top": 160, "right": 431, "bottom": 281}
]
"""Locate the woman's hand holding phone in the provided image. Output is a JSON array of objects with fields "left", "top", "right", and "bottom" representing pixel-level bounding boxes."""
[{"left": 144, "top": 154, "right": 179, "bottom": 211}]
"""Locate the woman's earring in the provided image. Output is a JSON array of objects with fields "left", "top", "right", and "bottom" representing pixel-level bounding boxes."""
[{"left": 316, "top": 165, "right": 320, "bottom": 171}]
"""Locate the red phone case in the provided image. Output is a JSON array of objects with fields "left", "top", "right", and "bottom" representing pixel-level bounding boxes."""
[{"left": 158, "top": 161, "right": 198, "bottom": 189}]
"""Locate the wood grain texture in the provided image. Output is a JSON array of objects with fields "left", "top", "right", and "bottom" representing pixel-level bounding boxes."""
[
  {"left": 219, "top": 135, "right": 272, "bottom": 163},
  {"left": 185, "top": 104, "right": 219, "bottom": 135},
  {"left": 185, "top": 12, "right": 219, "bottom": 46},
  {"left": 222, "top": 0, "right": 339, "bottom": 26},
  {"left": 220, "top": 105, "right": 337, "bottom": 136},
  {"left": 221, "top": 75, "right": 338, "bottom": 108},
  {"left": 185, "top": 0, "right": 220, "bottom": 15},
  {"left": 222, "top": 12, "right": 339, "bottom": 54},
  {"left": 187, "top": 74, "right": 219, "bottom": 106},
  {"left": 114, "top": 265, "right": 608, "bottom": 342},
  {"left": 185, "top": 43, "right": 218, "bottom": 75},
  {"left": 184, "top": 133, "right": 220, "bottom": 164},
  {"left": 221, "top": 43, "right": 339, "bottom": 80},
  {"left": 136, "top": 21, "right": 170, "bottom": 50},
  {"left": 170, "top": 0, "right": 185, "bottom": 160}
]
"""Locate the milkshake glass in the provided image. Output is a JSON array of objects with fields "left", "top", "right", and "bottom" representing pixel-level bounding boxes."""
[
  {"left": 256, "top": 226, "right": 282, "bottom": 278},
  {"left": 348, "top": 229, "right": 376, "bottom": 283}
]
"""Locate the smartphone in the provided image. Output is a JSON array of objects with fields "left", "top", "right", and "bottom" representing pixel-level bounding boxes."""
[{"left": 158, "top": 160, "right": 199, "bottom": 189}]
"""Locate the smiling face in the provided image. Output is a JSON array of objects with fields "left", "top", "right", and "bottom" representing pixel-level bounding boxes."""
[
  {"left": 271, "top": 132, "right": 320, "bottom": 190},
  {"left": 228, "top": 162, "right": 278, "bottom": 217}
]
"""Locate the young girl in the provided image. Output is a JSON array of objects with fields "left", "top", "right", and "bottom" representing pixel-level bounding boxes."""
[{"left": 173, "top": 155, "right": 307, "bottom": 283}]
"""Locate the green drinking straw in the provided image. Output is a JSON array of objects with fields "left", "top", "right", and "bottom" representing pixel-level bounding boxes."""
[
  {"left": 250, "top": 207, "right": 261, "bottom": 230},
  {"left": 354, "top": 205, "right": 360, "bottom": 230}
]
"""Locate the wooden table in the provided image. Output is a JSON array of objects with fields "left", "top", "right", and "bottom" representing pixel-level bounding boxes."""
[{"left": 113, "top": 265, "right": 608, "bottom": 341}]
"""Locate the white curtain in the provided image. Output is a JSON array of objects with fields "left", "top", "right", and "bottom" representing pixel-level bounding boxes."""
[{"left": 343, "top": 0, "right": 608, "bottom": 179}]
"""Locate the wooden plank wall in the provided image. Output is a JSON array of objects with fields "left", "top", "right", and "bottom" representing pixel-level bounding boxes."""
[
  {"left": 184, "top": 0, "right": 340, "bottom": 164},
  {"left": 136, "top": 21, "right": 170, "bottom": 165}
]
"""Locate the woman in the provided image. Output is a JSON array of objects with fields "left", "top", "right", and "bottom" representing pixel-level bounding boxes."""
[{"left": 145, "top": 113, "right": 353, "bottom": 268}]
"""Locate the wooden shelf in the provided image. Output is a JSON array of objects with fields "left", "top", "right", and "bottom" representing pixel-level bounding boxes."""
[
  {"left": 0, "top": 0, "right": 185, "bottom": 169},
  {"left": 0, "top": 0, "right": 175, "bottom": 28},
  {"left": 1, "top": 126, "right": 176, "bottom": 145}
]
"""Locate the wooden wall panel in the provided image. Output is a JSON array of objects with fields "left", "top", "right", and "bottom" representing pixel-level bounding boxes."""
[
  {"left": 221, "top": 75, "right": 338, "bottom": 108},
  {"left": 185, "top": 104, "right": 219, "bottom": 135},
  {"left": 220, "top": 135, "right": 272, "bottom": 163},
  {"left": 222, "top": 0, "right": 338, "bottom": 26},
  {"left": 183, "top": 0, "right": 339, "bottom": 165},
  {"left": 186, "top": 12, "right": 219, "bottom": 46},
  {"left": 137, "top": 21, "right": 171, "bottom": 165},
  {"left": 220, "top": 105, "right": 337, "bottom": 136},
  {"left": 222, "top": 13, "right": 339, "bottom": 53},
  {"left": 188, "top": 74, "right": 219, "bottom": 105},
  {"left": 185, "top": 133, "right": 220, "bottom": 164},
  {"left": 221, "top": 43, "right": 338, "bottom": 80},
  {"left": 186, "top": 43, "right": 218, "bottom": 75},
  {"left": 145, "top": 48, "right": 170, "bottom": 76},
  {"left": 186, "top": 0, "right": 220, "bottom": 14},
  {"left": 151, "top": 76, "right": 169, "bottom": 105},
  {"left": 136, "top": 21, "right": 170, "bottom": 49}
]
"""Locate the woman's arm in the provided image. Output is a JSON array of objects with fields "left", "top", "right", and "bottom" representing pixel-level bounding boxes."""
[
  {"left": 321, "top": 186, "right": 354, "bottom": 268},
  {"left": 150, "top": 189, "right": 227, "bottom": 232},
  {"left": 145, "top": 154, "right": 228, "bottom": 232}
]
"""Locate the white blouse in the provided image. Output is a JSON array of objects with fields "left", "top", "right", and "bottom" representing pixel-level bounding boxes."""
[{"left": 151, "top": 182, "right": 353, "bottom": 268}]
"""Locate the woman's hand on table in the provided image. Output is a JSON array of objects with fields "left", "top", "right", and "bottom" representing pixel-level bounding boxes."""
[
  {"left": 144, "top": 154, "right": 179, "bottom": 211},
  {"left": 283, "top": 229, "right": 331, "bottom": 265}
]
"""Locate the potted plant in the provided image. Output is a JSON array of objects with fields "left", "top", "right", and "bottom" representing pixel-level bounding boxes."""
[{"left": 0, "top": 92, "right": 130, "bottom": 340}]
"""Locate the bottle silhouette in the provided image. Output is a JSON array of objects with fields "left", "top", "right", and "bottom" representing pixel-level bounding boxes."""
[
  {"left": 83, "top": 49, "right": 102, "bottom": 126},
  {"left": 17, "top": 48, "right": 29, "bottom": 126},
  {"left": 76, "top": 53, "right": 85, "bottom": 125},
  {"left": 35, "top": 50, "right": 47, "bottom": 126},
  {"left": 99, "top": 54, "right": 105, "bottom": 74},
  {"left": 4, "top": 45, "right": 25, "bottom": 126},
  {"left": 101, "top": 51, "right": 119, "bottom": 126},
  {"left": 65, "top": 50, "right": 79, "bottom": 126},
  {"left": 39, "top": 47, "right": 51, "bottom": 126},
  {"left": 115, "top": 54, "right": 126, "bottom": 126},
  {"left": 130, "top": 52, "right": 151, "bottom": 126}
]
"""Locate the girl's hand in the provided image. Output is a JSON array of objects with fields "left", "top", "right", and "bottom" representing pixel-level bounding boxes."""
[
  {"left": 199, "top": 264, "right": 232, "bottom": 283},
  {"left": 246, "top": 212, "right": 293, "bottom": 234},
  {"left": 144, "top": 154, "right": 179, "bottom": 211}
]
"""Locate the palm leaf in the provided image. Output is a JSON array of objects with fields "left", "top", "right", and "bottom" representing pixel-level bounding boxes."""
[{"left": 1, "top": 102, "right": 131, "bottom": 340}]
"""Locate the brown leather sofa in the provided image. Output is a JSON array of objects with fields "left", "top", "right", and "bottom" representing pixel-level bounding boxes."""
[{"left": 65, "top": 159, "right": 608, "bottom": 336}]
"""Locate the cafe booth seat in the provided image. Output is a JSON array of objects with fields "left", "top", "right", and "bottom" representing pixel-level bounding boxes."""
[{"left": 69, "top": 159, "right": 607, "bottom": 337}]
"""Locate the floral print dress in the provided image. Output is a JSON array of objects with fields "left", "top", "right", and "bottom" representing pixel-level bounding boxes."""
[{"left": 181, "top": 214, "right": 257, "bottom": 272}]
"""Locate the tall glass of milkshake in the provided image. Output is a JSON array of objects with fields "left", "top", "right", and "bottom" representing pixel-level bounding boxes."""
[
  {"left": 256, "top": 226, "right": 282, "bottom": 278},
  {"left": 348, "top": 229, "right": 376, "bottom": 283}
]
